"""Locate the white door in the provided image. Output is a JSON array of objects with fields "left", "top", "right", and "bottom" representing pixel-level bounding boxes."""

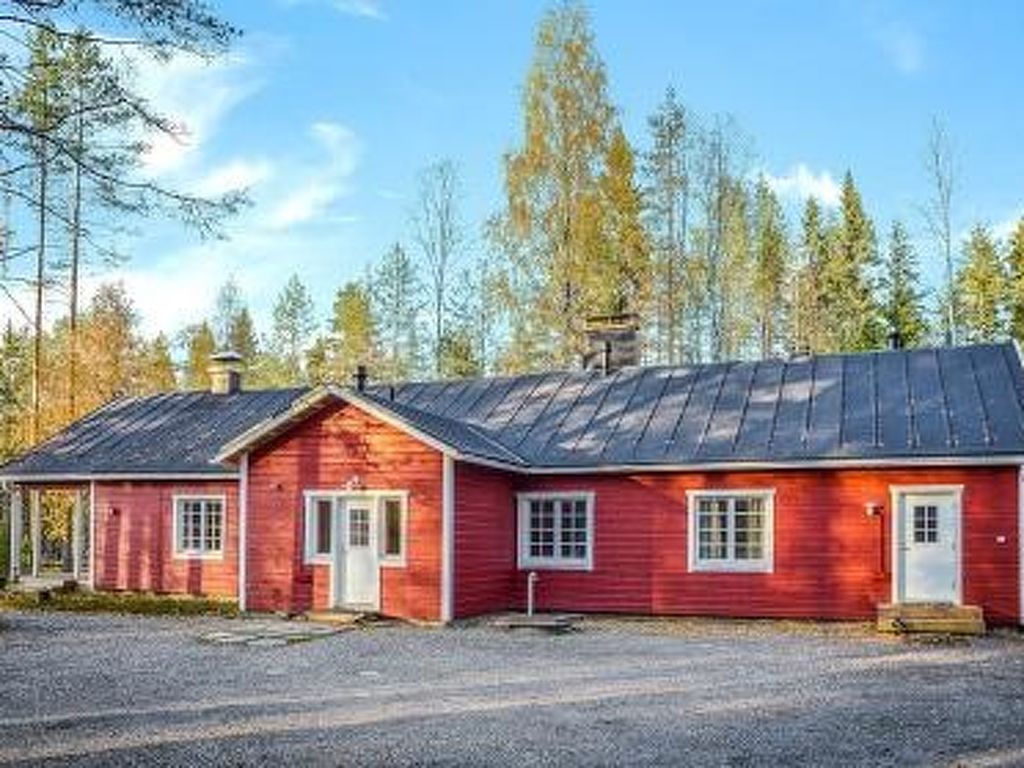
[
  {"left": 336, "top": 499, "right": 379, "bottom": 609},
  {"left": 897, "top": 492, "right": 959, "bottom": 603}
]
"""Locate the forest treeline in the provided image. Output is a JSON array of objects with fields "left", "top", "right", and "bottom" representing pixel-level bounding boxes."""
[{"left": 2, "top": 1, "right": 1024, "bottom": 462}]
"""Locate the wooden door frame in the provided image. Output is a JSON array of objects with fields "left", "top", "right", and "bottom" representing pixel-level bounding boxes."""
[{"left": 889, "top": 484, "right": 963, "bottom": 605}]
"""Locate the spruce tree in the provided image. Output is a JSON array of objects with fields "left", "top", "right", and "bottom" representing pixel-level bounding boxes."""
[
  {"left": 956, "top": 225, "right": 1006, "bottom": 342},
  {"left": 821, "top": 172, "right": 883, "bottom": 351},
  {"left": 880, "top": 221, "right": 928, "bottom": 347},
  {"left": 1006, "top": 218, "right": 1024, "bottom": 344}
]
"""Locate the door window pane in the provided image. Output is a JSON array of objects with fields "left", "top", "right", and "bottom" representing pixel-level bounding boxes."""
[
  {"left": 913, "top": 505, "right": 939, "bottom": 544},
  {"left": 349, "top": 508, "right": 370, "bottom": 547}
]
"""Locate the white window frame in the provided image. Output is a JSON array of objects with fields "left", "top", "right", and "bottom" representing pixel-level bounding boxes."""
[
  {"left": 686, "top": 489, "right": 775, "bottom": 573},
  {"left": 517, "top": 491, "right": 595, "bottom": 571},
  {"left": 303, "top": 494, "right": 336, "bottom": 564},
  {"left": 172, "top": 494, "right": 226, "bottom": 560},
  {"left": 302, "top": 490, "right": 408, "bottom": 568}
]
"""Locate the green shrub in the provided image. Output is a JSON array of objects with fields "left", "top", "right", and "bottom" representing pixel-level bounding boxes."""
[{"left": 0, "top": 589, "right": 239, "bottom": 617}]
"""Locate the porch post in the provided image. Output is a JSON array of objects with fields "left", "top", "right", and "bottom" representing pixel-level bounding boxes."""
[
  {"left": 8, "top": 487, "right": 22, "bottom": 583},
  {"left": 71, "top": 488, "right": 84, "bottom": 581},
  {"left": 30, "top": 488, "right": 41, "bottom": 578}
]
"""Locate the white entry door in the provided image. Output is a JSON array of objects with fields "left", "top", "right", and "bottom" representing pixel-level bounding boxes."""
[
  {"left": 896, "top": 492, "right": 960, "bottom": 603},
  {"left": 335, "top": 499, "right": 379, "bottom": 609}
]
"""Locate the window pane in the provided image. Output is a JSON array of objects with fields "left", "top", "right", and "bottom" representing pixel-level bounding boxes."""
[
  {"left": 383, "top": 498, "right": 402, "bottom": 556},
  {"left": 204, "top": 501, "right": 223, "bottom": 553},
  {"left": 315, "top": 499, "right": 332, "bottom": 555},
  {"left": 696, "top": 495, "right": 768, "bottom": 564},
  {"left": 913, "top": 505, "right": 938, "bottom": 544},
  {"left": 349, "top": 508, "right": 370, "bottom": 547}
]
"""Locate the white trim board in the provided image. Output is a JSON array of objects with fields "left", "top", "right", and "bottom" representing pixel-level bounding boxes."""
[
  {"left": 441, "top": 456, "right": 455, "bottom": 623},
  {"left": 1019, "top": 466, "right": 1024, "bottom": 626},
  {"left": 237, "top": 454, "right": 249, "bottom": 612}
]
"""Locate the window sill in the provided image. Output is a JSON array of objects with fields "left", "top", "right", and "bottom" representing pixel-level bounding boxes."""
[
  {"left": 518, "top": 560, "right": 592, "bottom": 572},
  {"left": 689, "top": 563, "right": 772, "bottom": 574},
  {"left": 173, "top": 552, "right": 224, "bottom": 562}
]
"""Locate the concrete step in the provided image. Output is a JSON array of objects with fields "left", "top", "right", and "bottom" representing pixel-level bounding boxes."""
[
  {"left": 492, "top": 613, "right": 582, "bottom": 634},
  {"left": 304, "top": 610, "right": 371, "bottom": 627},
  {"left": 876, "top": 603, "right": 985, "bottom": 635}
]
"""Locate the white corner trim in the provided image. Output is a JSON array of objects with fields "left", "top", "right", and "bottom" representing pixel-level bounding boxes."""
[
  {"left": 685, "top": 489, "right": 775, "bottom": 574},
  {"left": 88, "top": 480, "right": 96, "bottom": 590},
  {"left": 1019, "top": 466, "right": 1024, "bottom": 626},
  {"left": 238, "top": 454, "right": 249, "bottom": 612},
  {"left": 441, "top": 455, "right": 455, "bottom": 623}
]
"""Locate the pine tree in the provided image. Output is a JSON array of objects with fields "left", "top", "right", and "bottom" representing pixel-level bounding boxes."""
[
  {"left": 790, "top": 197, "right": 828, "bottom": 354},
  {"left": 140, "top": 333, "right": 177, "bottom": 391},
  {"left": 183, "top": 322, "right": 216, "bottom": 390},
  {"left": 329, "top": 281, "right": 377, "bottom": 383},
  {"left": 1005, "top": 218, "right": 1024, "bottom": 344},
  {"left": 270, "top": 275, "right": 316, "bottom": 384},
  {"left": 642, "top": 86, "right": 691, "bottom": 364},
  {"left": 718, "top": 178, "right": 753, "bottom": 359},
  {"left": 956, "top": 224, "right": 1006, "bottom": 342},
  {"left": 370, "top": 243, "right": 422, "bottom": 382},
  {"left": 880, "top": 221, "right": 928, "bottom": 347},
  {"left": 752, "top": 177, "right": 788, "bottom": 358}
]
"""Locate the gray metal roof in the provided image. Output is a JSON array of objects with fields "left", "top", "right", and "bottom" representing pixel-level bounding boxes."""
[
  {"left": 4, "top": 343, "right": 1024, "bottom": 480},
  {"left": 369, "top": 343, "right": 1024, "bottom": 468},
  {"left": 0, "top": 388, "right": 306, "bottom": 479}
]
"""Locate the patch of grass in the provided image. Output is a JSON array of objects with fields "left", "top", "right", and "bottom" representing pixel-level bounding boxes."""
[{"left": 0, "top": 588, "right": 239, "bottom": 618}]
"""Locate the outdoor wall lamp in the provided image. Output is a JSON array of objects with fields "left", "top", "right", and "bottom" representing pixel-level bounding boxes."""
[{"left": 864, "top": 502, "right": 883, "bottom": 517}]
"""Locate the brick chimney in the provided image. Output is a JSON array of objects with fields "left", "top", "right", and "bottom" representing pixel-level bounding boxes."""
[
  {"left": 208, "top": 350, "right": 243, "bottom": 395},
  {"left": 582, "top": 313, "right": 641, "bottom": 374}
]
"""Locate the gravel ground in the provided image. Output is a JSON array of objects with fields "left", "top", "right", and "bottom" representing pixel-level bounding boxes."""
[{"left": 0, "top": 611, "right": 1023, "bottom": 767}]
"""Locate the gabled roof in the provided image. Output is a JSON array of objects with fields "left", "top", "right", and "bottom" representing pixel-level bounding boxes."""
[
  {"left": 4, "top": 343, "right": 1024, "bottom": 481},
  {"left": 0, "top": 388, "right": 306, "bottom": 480}
]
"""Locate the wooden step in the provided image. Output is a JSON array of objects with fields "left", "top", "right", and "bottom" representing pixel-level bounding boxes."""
[{"left": 876, "top": 603, "right": 985, "bottom": 635}]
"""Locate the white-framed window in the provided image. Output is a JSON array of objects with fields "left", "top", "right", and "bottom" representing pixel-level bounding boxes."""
[
  {"left": 173, "top": 495, "right": 225, "bottom": 559},
  {"left": 687, "top": 490, "right": 774, "bottom": 573},
  {"left": 304, "top": 495, "right": 335, "bottom": 563},
  {"left": 517, "top": 492, "right": 594, "bottom": 570},
  {"left": 378, "top": 495, "right": 406, "bottom": 565},
  {"left": 303, "top": 492, "right": 408, "bottom": 566}
]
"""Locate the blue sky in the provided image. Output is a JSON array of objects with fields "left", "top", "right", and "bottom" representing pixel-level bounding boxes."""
[{"left": 72, "top": 0, "right": 1024, "bottom": 339}]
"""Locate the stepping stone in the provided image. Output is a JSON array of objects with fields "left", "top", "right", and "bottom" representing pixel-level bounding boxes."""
[{"left": 248, "top": 637, "right": 289, "bottom": 648}]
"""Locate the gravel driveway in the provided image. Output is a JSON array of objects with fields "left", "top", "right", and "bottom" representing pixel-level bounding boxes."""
[{"left": 0, "top": 611, "right": 1022, "bottom": 767}]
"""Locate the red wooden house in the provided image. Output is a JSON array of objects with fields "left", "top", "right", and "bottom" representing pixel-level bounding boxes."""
[{"left": 3, "top": 337, "right": 1023, "bottom": 627}]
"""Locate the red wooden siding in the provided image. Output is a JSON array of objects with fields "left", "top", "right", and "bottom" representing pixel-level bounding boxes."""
[
  {"left": 508, "top": 467, "right": 1020, "bottom": 626},
  {"left": 453, "top": 462, "right": 517, "bottom": 618},
  {"left": 245, "top": 402, "right": 444, "bottom": 620},
  {"left": 93, "top": 480, "right": 238, "bottom": 597}
]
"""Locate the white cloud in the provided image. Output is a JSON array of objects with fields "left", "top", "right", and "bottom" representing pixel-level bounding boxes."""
[
  {"left": 268, "top": 121, "right": 361, "bottom": 229},
  {"left": 195, "top": 159, "right": 275, "bottom": 196},
  {"left": 763, "top": 164, "right": 842, "bottom": 208},
  {"left": 280, "top": 0, "right": 386, "bottom": 20},
  {"left": 873, "top": 22, "right": 925, "bottom": 75},
  {"left": 127, "top": 50, "right": 262, "bottom": 177},
  {"left": 332, "top": 0, "right": 386, "bottom": 19}
]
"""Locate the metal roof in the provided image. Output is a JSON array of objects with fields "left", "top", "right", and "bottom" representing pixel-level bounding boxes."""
[
  {"left": 370, "top": 342, "right": 1024, "bottom": 468},
  {"left": 3, "top": 343, "right": 1024, "bottom": 480},
  {"left": 0, "top": 388, "right": 306, "bottom": 479}
]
